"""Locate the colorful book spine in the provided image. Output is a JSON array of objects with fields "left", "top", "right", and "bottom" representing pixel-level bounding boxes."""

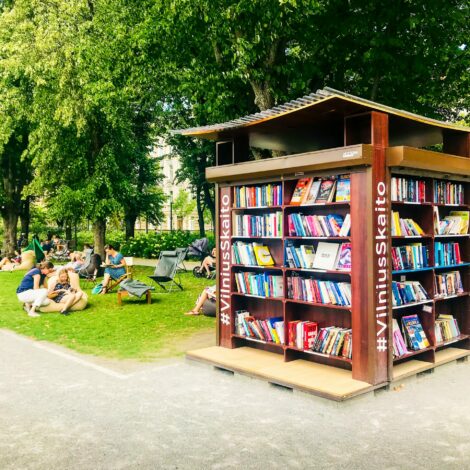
[
  {"left": 391, "top": 176, "right": 427, "bottom": 203},
  {"left": 392, "top": 281, "right": 430, "bottom": 307},
  {"left": 235, "top": 311, "right": 285, "bottom": 344},
  {"left": 435, "top": 271, "right": 464, "bottom": 297},
  {"left": 434, "top": 180, "right": 464, "bottom": 205},
  {"left": 287, "top": 213, "right": 349, "bottom": 237},
  {"left": 234, "top": 183, "right": 282, "bottom": 208},
  {"left": 234, "top": 272, "right": 284, "bottom": 297},
  {"left": 286, "top": 276, "right": 351, "bottom": 306},
  {"left": 233, "top": 212, "right": 283, "bottom": 237},
  {"left": 434, "top": 242, "right": 462, "bottom": 267},
  {"left": 312, "top": 327, "right": 352, "bottom": 358},
  {"left": 391, "top": 244, "right": 429, "bottom": 271},
  {"left": 435, "top": 315, "right": 461, "bottom": 343}
]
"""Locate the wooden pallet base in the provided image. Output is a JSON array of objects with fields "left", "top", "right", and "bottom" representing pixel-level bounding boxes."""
[{"left": 186, "top": 346, "right": 382, "bottom": 401}]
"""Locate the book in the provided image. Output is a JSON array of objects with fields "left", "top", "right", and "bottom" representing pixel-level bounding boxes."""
[
  {"left": 335, "top": 243, "right": 351, "bottom": 270},
  {"left": 312, "top": 242, "right": 340, "bottom": 270},
  {"left": 391, "top": 176, "right": 427, "bottom": 203},
  {"left": 392, "top": 318, "right": 408, "bottom": 357},
  {"left": 401, "top": 314, "right": 430, "bottom": 350},
  {"left": 335, "top": 176, "right": 351, "bottom": 202},
  {"left": 303, "top": 179, "right": 322, "bottom": 205},
  {"left": 299, "top": 245, "right": 315, "bottom": 268},
  {"left": 290, "top": 178, "right": 312, "bottom": 205},
  {"left": 253, "top": 245, "right": 275, "bottom": 266},
  {"left": 315, "top": 179, "right": 337, "bottom": 203},
  {"left": 449, "top": 211, "right": 469, "bottom": 234}
]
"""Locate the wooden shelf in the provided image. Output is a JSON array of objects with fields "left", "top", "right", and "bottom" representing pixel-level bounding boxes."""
[
  {"left": 392, "top": 267, "right": 434, "bottom": 275},
  {"left": 285, "top": 236, "right": 350, "bottom": 240},
  {"left": 231, "top": 236, "right": 283, "bottom": 239},
  {"left": 434, "top": 292, "right": 469, "bottom": 302},
  {"left": 393, "top": 346, "right": 434, "bottom": 362},
  {"left": 434, "top": 262, "right": 470, "bottom": 270},
  {"left": 392, "top": 235, "right": 432, "bottom": 239},
  {"left": 391, "top": 201, "right": 431, "bottom": 206},
  {"left": 232, "top": 292, "right": 283, "bottom": 301},
  {"left": 434, "top": 234, "right": 470, "bottom": 238},
  {"left": 231, "top": 264, "right": 283, "bottom": 270},
  {"left": 285, "top": 267, "right": 351, "bottom": 275},
  {"left": 232, "top": 334, "right": 284, "bottom": 348},
  {"left": 434, "top": 203, "right": 470, "bottom": 208},
  {"left": 435, "top": 334, "right": 469, "bottom": 348},
  {"left": 286, "top": 346, "right": 352, "bottom": 364},
  {"left": 285, "top": 298, "right": 351, "bottom": 310},
  {"left": 284, "top": 201, "right": 350, "bottom": 208},
  {"left": 232, "top": 205, "right": 282, "bottom": 211},
  {"left": 392, "top": 299, "right": 433, "bottom": 310}
]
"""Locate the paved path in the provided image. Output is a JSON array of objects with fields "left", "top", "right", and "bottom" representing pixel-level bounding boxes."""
[{"left": 1, "top": 329, "right": 470, "bottom": 470}]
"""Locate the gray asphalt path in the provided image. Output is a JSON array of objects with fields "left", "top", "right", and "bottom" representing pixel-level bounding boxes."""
[{"left": 1, "top": 328, "right": 470, "bottom": 470}]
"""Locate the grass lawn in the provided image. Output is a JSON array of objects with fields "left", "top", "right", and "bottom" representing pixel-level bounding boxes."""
[{"left": 0, "top": 266, "right": 215, "bottom": 360}]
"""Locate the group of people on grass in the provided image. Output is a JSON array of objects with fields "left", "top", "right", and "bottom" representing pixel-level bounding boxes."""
[{"left": 5, "top": 235, "right": 215, "bottom": 318}]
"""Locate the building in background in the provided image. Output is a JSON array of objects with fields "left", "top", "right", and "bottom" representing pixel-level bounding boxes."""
[{"left": 135, "top": 143, "right": 200, "bottom": 233}]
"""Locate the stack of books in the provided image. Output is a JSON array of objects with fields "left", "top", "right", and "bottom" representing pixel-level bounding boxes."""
[
  {"left": 234, "top": 272, "right": 284, "bottom": 297},
  {"left": 289, "top": 175, "right": 350, "bottom": 205},
  {"left": 391, "top": 243, "right": 429, "bottom": 270},
  {"left": 232, "top": 242, "right": 275, "bottom": 266},
  {"left": 287, "top": 321, "right": 318, "bottom": 350},
  {"left": 286, "top": 276, "right": 351, "bottom": 306},
  {"left": 433, "top": 208, "right": 469, "bottom": 235},
  {"left": 391, "top": 176, "right": 427, "bottom": 203},
  {"left": 392, "top": 281, "right": 430, "bottom": 307},
  {"left": 435, "top": 271, "right": 464, "bottom": 297},
  {"left": 391, "top": 212, "right": 426, "bottom": 236},
  {"left": 435, "top": 314, "right": 461, "bottom": 343},
  {"left": 392, "top": 318, "right": 409, "bottom": 357},
  {"left": 434, "top": 180, "right": 464, "bottom": 205},
  {"left": 434, "top": 241, "right": 462, "bottom": 266},
  {"left": 401, "top": 314, "right": 430, "bottom": 351},
  {"left": 312, "top": 327, "right": 352, "bottom": 359},
  {"left": 235, "top": 311, "right": 285, "bottom": 344},
  {"left": 285, "top": 242, "right": 315, "bottom": 269},
  {"left": 233, "top": 212, "right": 283, "bottom": 237},
  {"left": 234, "top": 183, "right": 282, "bottom": 208},
  {"left": 287, "top": 213, "right": 351, "bottom": 237},
  {"left": 285, "top": 241, "right": 351, "bottom": 271}
]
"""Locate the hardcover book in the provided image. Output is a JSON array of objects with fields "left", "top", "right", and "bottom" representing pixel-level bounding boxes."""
[
  {"left": 315, "top": 179, "right": 337, "bottom": 203},
  {"left": 253, "top": 245, "right": 275, "bottom": 266},
  {"left": 303, "top": 179, "right": 322, "bottom": 205},
  {"left": 290, "top": 178, "right": 312, "bottom": 205},
  {"left": 335, "top": 177, "right": 351, "bottom": 202},
  {"left": 312, "top": 242, "right": 341, "bottom": 270},
  {"left": 336, "top": 243, "right": 351, "bottom": 270},
  {"left": 402, "top": 314, "right": 430, "bottom": 350}
]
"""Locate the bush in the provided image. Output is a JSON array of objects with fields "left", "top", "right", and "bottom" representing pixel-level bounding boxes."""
[{"left": 120, "top": 231, "right": 213, "bottom": 259}]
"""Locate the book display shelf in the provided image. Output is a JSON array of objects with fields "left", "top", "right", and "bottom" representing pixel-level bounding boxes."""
[{"left": 175, "top": 88, "right": 470, "bottom": 400}]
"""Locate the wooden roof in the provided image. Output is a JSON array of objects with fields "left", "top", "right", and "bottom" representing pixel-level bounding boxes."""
[{"left": 173, "top": 87, "right": 469, "bottom": 141}]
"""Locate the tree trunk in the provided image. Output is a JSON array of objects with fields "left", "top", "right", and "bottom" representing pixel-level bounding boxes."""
[
  {"left": 202, "top": 182, "right": 215, "bottom": 230},
  {"left": 65, "top": 224, "right": 73, "bottom": 241},
  {"left": 196, "top": 187, "right": 205, "bottom": 238},
  {"left": 124, "top": 213, "right": 136, "bottom": 240},
  {"left": 19, "top": 197, "right": 30, "bottom": 241},
  {"left": 93, "top": 218, "right": 106, "bottom": 257},
  {"left": 2, "top": 209, "right": 18, "bottom": 256}
]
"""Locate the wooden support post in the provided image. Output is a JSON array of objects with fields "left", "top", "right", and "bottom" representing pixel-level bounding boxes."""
[{"left": 443, "top": 130, "right": 470, "bottom": 158}]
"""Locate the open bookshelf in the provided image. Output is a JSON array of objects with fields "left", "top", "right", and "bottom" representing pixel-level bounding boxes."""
[{"left": 176, "top": 88, "right": 470, "bottom": 398}]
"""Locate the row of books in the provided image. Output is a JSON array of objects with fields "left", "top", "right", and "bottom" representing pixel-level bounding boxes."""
[
  {"left": 234, "top": 272, "right": 284, "bottom": 298},
  {"left": 391, "top": 176, "right": 427, "bottom": 203},
  {"left": 392, "top": 281, "right": 429, "bottom": 307},
  {"left": 435, "top": 314, "right": 461, "bottom": 343},
  {"left": 434, "top": 180, "right": 464, "bottom": 205},
  {"left": 312, "top": 327, "right": 352, "bottom": 359},
  {"left": 233, "top": 212, "right": 283, "bottom": 237},
  {"left": 433, "top": 208, "right": 469, "bottom": 235},
  {"left": 391, "top": 244, "right": 429, "bottom": 271},
  {"left": 393, "top": 314, "right": 430, "bottom": 357},
  {"left": 391, "top": 212, "right": 425, "bottom": 237},
  {"left": 285, "top": 241, "right": 351, "bottom": 271},
  {"left": 233, "top": 183, "right": 282, "bottom": 208},
  {"left": 232, "top": 242, "right": 274, "bottom": 266},
  {"left": 235, "top": 311, "right": 285, "bottom": 344},
  {"left": 435, "top": 242, "right": 462, "bottom": 267},
  {"left": 286, "top": 276, "right": 351, "bottom": 306},
  {"left": 435, "top": 271, "right": 464, "bottom": 297},
  {"left": 290, "top": 176, "right": 350, "bottom": 205},
  {"left": 287, "top": 321, "right": 318, "bottom": 350},
  {"left": 287, "top": 213, "right": 351, "bottom": 237}
]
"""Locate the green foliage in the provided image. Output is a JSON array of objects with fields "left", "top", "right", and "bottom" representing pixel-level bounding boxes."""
[{"left": 120, "top": 231, "right": 214, "bottom": 259}]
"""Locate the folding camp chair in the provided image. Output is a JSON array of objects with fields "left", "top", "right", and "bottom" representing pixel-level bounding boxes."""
[
  {"left": 148, "top": 251, "right": 183, "bottom": 293},
  {"left": 175, "top": 247, "right": 189, "bottom": 273},
  {"left": 78, "top": 253, "right": 103, "bottom": 287},
  {"left": 106, "top": 257, "right": 134, "bottom": 293}
]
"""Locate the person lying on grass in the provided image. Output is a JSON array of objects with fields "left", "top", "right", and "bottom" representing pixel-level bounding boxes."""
[
  {"left": 47, "top": 268, "right": 84, "bottom": 316},
  {"left": 185, "top": 285, "right": 216, "bottom": 316},
  {"left": 0, "top": 252, "right": 22, "bottom": 270},
  {"left": 16, "top": 261, "right": 55, "bottom": 318},
  {"left": 100, "top": 244, "right": 127, "bottom": 294}
]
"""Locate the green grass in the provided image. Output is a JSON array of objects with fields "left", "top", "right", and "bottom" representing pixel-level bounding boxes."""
[{"left": 0, "top": 266, "right": 215, "bottom": 360}]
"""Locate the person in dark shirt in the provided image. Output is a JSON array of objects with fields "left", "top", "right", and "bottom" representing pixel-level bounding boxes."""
[
  {"left": 41, "top": 239, "right": 54, "bottom": 255},
  {"left": 16, "top": 261, "right": 55, "bottom": 317}
]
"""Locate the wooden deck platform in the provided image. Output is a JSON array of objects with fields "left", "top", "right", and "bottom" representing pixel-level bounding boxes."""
[{"left": 186, "top": 346, "right": 382, "bottom": 401}]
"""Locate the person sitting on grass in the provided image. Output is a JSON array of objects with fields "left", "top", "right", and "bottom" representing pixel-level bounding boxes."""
[
  {"left": 64, "top": 251, "right": 84, "bottom": 272},
  {"left": 198, "top": 248, "right": 216, "bottom": 278},
  {"left": 101, "top": 244, "right": 127, "bottom": 294},
  {"left": 47, "top": 268, "right": 83, "bottom": 315},
  {"left": 0, "top": 251, "right": 22, "bottom": 270},
  {"left": 16, "top": 261, "right": 55, "bottom": 318},
  {"left": 185, "top": 285, "right": 216, "bottom": 316}
]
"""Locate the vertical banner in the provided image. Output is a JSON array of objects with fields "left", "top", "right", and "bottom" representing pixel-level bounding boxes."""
[
  {"left": 371, "top": 112, "right": 390, "bottom": 383},
  {"left": 218, "top": 185, "right": 232, "bottom": 347}
]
